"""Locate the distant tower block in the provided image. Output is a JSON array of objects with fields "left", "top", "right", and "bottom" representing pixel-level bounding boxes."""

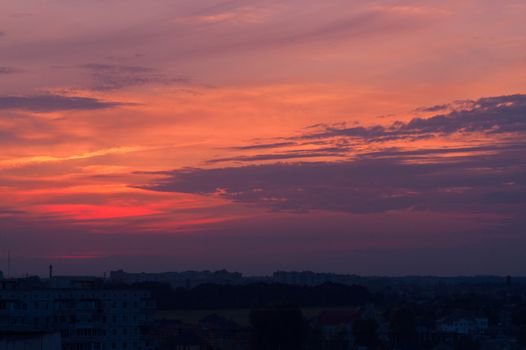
[{"left": 49, "top": 264, "right": 53, "bottom": 280}]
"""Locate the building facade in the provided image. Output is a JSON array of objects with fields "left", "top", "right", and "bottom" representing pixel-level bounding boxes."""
[
  {"left": 110, "top": 270, "right": 243, "bottom": 289},
  {"left": 0, "top": 284, "right": 155, "bottom": 350},
  {"left": 0, "top": 332, "right": 61, "bottom": 350},
  {"left": 437, "top": 316, "right": 489, "bottom": 335}
]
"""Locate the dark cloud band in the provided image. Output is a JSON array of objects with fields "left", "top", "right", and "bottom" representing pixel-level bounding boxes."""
[
  {"left": 0, "top": 94, "right": 124, "bottom": 112},
  {"left": 141, "top": 94, "right": 526, "bottom": 215}
]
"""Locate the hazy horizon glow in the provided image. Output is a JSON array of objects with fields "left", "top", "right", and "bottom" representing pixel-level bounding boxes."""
[{"left": 1, "top": 0, "right": 525, "bottom": 277}]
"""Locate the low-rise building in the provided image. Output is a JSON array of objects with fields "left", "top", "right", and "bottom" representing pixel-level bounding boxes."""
[
  {"left": 199, "top": 314, "right": 250, "bottom": 350},
  {"left": 273, "top": 271, "right": 360, "bottom": 286},
  {"left": 0, "top": 279, "right": 155, "bottom": 350},
  {"left": 110, "top": 270, "right": 243, "bottom": 289},
  {"left": 153, "top": 320, "right": 205, "bottom": 350},
  {"left": 0, "top": 331, "right": 61, "bottom": 350},
  {"left": 313, "top": 308, "right": 362, "bottom": 348},
  {"left": 437, "top": 315, "right": 489, "bottom": 335}
]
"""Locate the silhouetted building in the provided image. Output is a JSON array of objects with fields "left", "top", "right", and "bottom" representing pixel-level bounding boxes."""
[
  {"left": 437, "top": 314, "right": 489, "bottom": 335},
  {"left": 0, "top": 331, "right": 61, "bottom": 350},
  {"left": 314, "top": 309, "right": 362, "bottom": 341},
  {"left": 273, "top": 271, "right": 360, "bottom": 286},
  {"left": 0, "top": 278, "right": 155, "bottom": 350},
  {"left": 199, "top": 314, "right": 250, "bottom": 350},
  {"left": 110, "top": 269, "right": 243, "bottom": 288},
  {"left": 48, "top": 275, "right": 103, "bottom": 289},
  {"left": 153, "top": 320, "right": 202, "bottom": 350}
]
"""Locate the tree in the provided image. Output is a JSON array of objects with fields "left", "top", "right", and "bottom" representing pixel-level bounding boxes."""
[
  {"left": 304, "top": 325, "right": 324, "bottom": 350},
  {"left": 353, "top": 318, "right": 379, "bottom": 348},
  {"left": 325, "top": 328, "right": 349, "bottom": 350},
  {"left": 512, "top": 303, "right": 526, "bottom": 326},
  {"left": 517, "top": 324, "right": 526, "bottom": 347},
  {"left": 389, "top": 306, "right": 417, "bottom": 347},
  {"left": 250, "top": 303, "right": 307, "bottom": 350},
  {"left": 453, "top": 336, "right": 479, "bottom": 350}
]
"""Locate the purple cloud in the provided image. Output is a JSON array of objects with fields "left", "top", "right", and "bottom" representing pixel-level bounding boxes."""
[
  {"left": 141, "top": 94, "right": 526, "bottom": 215},
  {"left": 298, "top": 94, "right": 526, "bottom": 141},
  {"left": 80, "top": 64, "right": 190, "bottom": 91},
  {"left": 228, "top": 141, "right": 297, "bottom": 151},
  {"left": 142, "top": 148, "right": 526, "bottom": 214},
  {"left": 0, "top": 66, "right": 21, "bottom": 75},
  {"left": 0, "top": 94, "right": 125, "bottom": 112}
]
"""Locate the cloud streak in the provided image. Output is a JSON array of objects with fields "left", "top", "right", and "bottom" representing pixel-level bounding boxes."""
[
  {"left": 80, "top": 64, "right": 190, "bottom": 91},
  {"left": 297, "top": 95, "right": 526, "bottom": 142},
  {"left": 142, "top": 94, "right": 526, "bottom": 215},
  {"left": 0, "top": 146, "right": 146, "bottom": 169},
  {"left": 0, "top": 94, "right": 125, "bottom": 112},
  {"left": 143, "top": 149, "right": 526, "bottom": 214},
  {"left": 207, "top": 149, "right": 347, "bottom": 163},
  {"left": 0, "top": 67, "right": 21, "bottom": 75},
  {"left": 205, "top": 94, "right": 526, "bottom": 165}
]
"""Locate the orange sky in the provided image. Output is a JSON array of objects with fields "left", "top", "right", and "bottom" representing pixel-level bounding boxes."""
[{"left": 0, "top": 0, "right": 525, "bottom": 276}]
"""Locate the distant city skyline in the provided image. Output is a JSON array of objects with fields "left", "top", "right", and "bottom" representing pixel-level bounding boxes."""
[{"left": 1, "top": 1, "right": 525, "bottom": 276}]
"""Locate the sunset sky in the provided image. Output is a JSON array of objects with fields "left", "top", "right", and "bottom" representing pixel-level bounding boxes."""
[{"left": 1, "top": 0, "right": 525, "bottom": 276}]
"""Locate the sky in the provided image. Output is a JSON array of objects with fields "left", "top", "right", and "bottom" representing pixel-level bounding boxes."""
[{"left": 0, "top": 0, "right": 525, "bottom": 277}]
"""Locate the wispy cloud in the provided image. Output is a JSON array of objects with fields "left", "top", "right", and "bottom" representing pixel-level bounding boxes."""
[
  {"left": 192, "top": 6, "right": 279, "bottom": 24},
  {"left": 204, "top": 94, "right": 526, "bottom": 165},
  {"left": 228, "top": 141, "right": 296, "bottom": 151},
  {"left": 0, "top": 67, "right": 22, "bottom": 75},
  {"left": 296, "top": 94, "right": 526, "bottom": 141},
  {"left": 207, "top": 149, "right": 347, "bottom": 164},
  {"left": 48, "top": 254, "right": 105, "bottom": 260},
  {"left": 0, "top": 146, "right": 146, "bottom": 169},
  {"left": 141, "top": 94, "right": 526, "bottom": 215},
  {"left": 143, "top": 148, "right": 526, "bottom": 214},
  {"left": 0, "top": 94, "right": 125, "bottom": 112},
  {"left": 79, "top": 64, "right": 190, "bottom": 91}
]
